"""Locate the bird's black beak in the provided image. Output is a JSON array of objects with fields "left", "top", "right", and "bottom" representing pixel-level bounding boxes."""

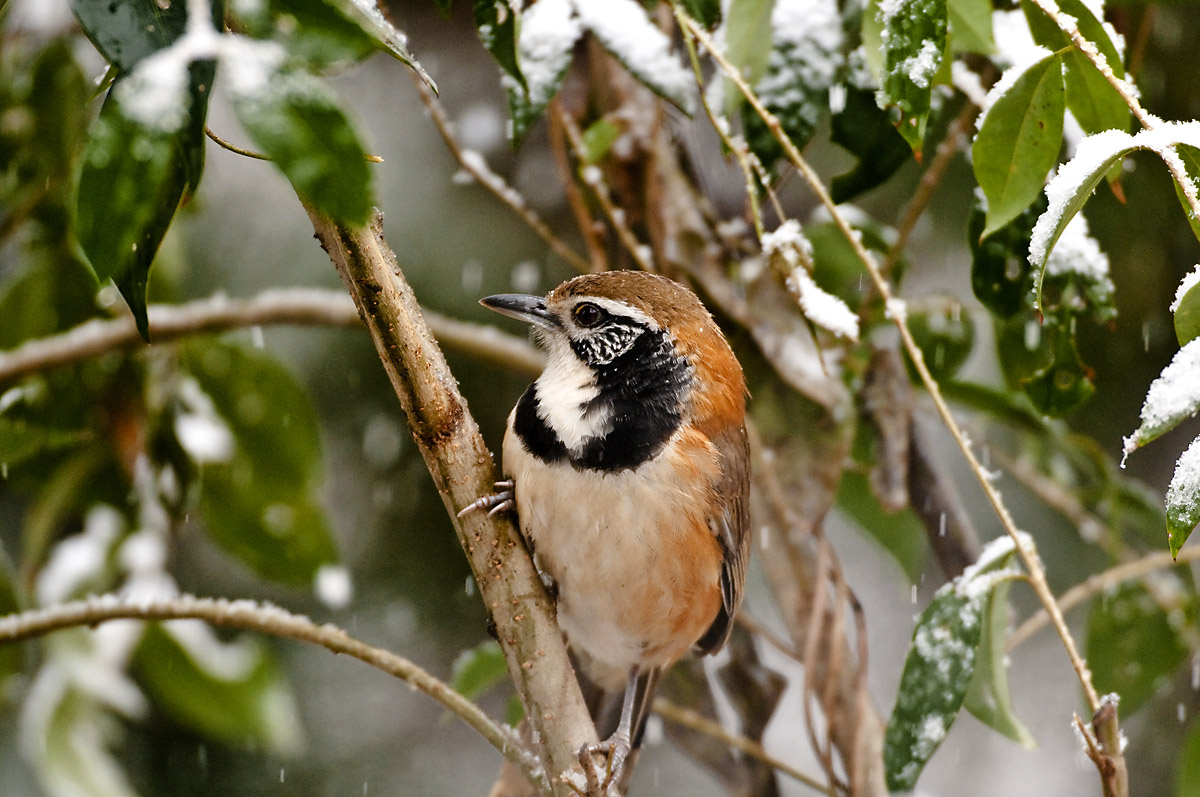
[{"left": 480, "top": 294, "right": 560, "bottom": 331}]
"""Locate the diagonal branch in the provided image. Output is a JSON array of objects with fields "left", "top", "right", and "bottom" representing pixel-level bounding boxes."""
[
  {"left": 304, "top": 209, "right": 598, "bottom": 797},
  {"left": 0, "top": 594, "right": 548, "bottom": 794}
]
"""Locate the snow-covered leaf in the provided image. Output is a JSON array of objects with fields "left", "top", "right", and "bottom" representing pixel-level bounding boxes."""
[
  {"left": 764, "top": 220, "right": 860, "bottom": 340},
  {"left": 1021, "top": 0, "right": 1127, "bottom": 136},
  {"left": 71, "top": 0, "right": 194, "bottom": 72},
  {"left": 506, "top": 0, "right": 580, "bottom": 144},
  {"left": 1168, "top": 437, "right": 1200, "bottom": 556},
  {"left": 964, "top": 577, "right": 1035, "bottom": 747},
  {"left": 878, "top": 0, "right": 948, "bottom": 151},
  {"left": 134, "top": 622, "right": 303, "bottom": 753},
  {"left": 574, "top": 0, "right": 694, "bottom": 113},
  {"left": 226, "top": 39, "right": 373, "bottom": 226},
  {"left": 1123, "top": 338, "right": 1200, "bottom": 461},
  {"left": 1087, "top": 578, "right": 1196, "bottom": 709},
  {"left": 743, "top": 0, "right": 844, "bottom": 164},
  {"left": 972, "top": 50, "right": 1064, "bottom": 239},
  {"left": 1172, "top": 265, "right": 1200, "bottom": 346},
  {"left": 1040, "top": 212, "right": 1115, "bottom": 322},
  {"left": 1172, "top": 144, "right": 1200, "bottom": 245},
  {"left": 326, "top": 0, "right": 433, "bottom": 87},
  {"left": 884, "top": 536, "right": 1023, "bottom": 791},
  {"left": 474, "top": 0, "right": 524, "bottom": 88},
  {"left": 1028, "top": 128, "right": 1139, "bottom": 302}
]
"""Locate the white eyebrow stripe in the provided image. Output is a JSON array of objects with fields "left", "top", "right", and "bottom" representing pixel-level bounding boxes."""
[{"left": 568, "top": 297, "right": 658, "bottom": 330}]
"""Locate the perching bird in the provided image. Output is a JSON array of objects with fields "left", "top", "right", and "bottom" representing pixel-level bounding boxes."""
[{"left": 462, "top": 270, "right": 750, "bottom": 790}]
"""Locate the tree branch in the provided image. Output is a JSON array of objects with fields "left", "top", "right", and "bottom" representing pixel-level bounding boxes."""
[
  {"left": 304, "top": 209, "right": 598, "bottom": 796},
  {"left": 0, "top": 288, "right": 543, "bottom": 385},
  {"left": 0, "top": 594, "right": 549, "bottom": 795}
]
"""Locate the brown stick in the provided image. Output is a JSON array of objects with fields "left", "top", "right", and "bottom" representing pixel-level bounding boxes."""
[{"left": 305, "top": 209, "right": 598, "bottom": 796}]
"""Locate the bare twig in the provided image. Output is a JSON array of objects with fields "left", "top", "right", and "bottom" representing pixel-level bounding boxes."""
[
  {"left": 1007, "top": 545, "right": 1200, "bottom": 651},
  {"left": 305, "top": 209, "right": 597, "bottom": 796},
  {"left": 0, "top": 289, "right": 543, "bottom": 385},
  {"left": 411, "top": 75, "right": 592, "bottom": 274},
  {"left": 652, "top": 698, "right": 830, "bottom": 793},
  {"left": 206, "top": 126, "right": 384, "bottom": 163},
  {"left": 676, "top": 7, "right": 1102, "bottom": 715},
  {"left": 0, "top": 594, "right": 549, "bottom": 794},
  {"left": 547, "top": 100, "right": 608, "bottom": 273},
  {"left": 558, "top": 111, "right": 657, "bottom": 273}
]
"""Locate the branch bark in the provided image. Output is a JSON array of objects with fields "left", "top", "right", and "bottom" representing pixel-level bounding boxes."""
[
  {"left": 304, "top": 209, "right": 597, "bottom": 796},
  {"left": 0, "top": 594, "right": 548, "bottom": 793}
]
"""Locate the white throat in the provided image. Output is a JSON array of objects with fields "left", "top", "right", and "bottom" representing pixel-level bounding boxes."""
[{"left": 534, "top": 337, "right": 611, "bottom": 452}]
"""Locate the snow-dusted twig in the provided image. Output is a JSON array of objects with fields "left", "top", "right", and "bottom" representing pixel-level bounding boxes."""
[
  {"left": 411, "top": 74, "right": 592, "bottom": 274},
  {"left": 0, "top": 289, "right": 543, "bottom": 385},
  {"left": 652, "top": 698, "right": 830, "bottom": 793},
  {"left": 1007, "top": 545, "right": 1200, "bottom": 650},
  {"left": 674, "top": 6, "right": 1102, "bottom": 714},
  {"left": 558, "top": 109, "right": 657, "bottom": 273},
  {"left": 0, "top": 594, "right": 549, "bottom": 795}
]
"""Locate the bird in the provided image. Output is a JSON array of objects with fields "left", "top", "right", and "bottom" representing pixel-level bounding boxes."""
[{"left": 461, "top": 270, "right": 751, "bottom": 791}]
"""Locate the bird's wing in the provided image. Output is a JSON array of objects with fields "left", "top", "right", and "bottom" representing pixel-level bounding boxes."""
[{"left": 695, "top": 421, "right": 751, "bottom": 655}]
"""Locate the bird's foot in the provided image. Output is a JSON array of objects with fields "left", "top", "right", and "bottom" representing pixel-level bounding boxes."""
[
  {"left": 457, "top": 480, "right": 515, "bottom": 518},
  {"left": 577, "top": 730, "right": 632, "bottom": 796}
]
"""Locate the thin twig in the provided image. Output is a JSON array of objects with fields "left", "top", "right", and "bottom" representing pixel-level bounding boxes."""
[
  {"left": 676, "top": 7, "right": 1102, "bottom": 713},
  {"left": 652, "top": 698, "right": 829, "bottom": 794},
  {"left": 880, "top": 101, "right": 979, "bottom": 279},
  {"left": 1007, "top": 545, "right": 1200, "bottom": 651},
  {"left": 558, "top": 110, "right": 657, "bottom": 273},
  {"left": 205, "top": 126, "right": 383, "bottom": 163},
  {"left": 0, "top": 594, "right": 549, "bottom": 795},
  {"left": 411, "top": 74, "right": 592, "bottom": 273},
  {"left": 547, "top": 100, "right": 607, "bottom": 273},
  {"left": 0, "top": 288, "right": 544, "bottom": 385}
]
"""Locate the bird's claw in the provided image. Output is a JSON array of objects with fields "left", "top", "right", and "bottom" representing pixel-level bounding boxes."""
[
  {"left": 458, "top": 480, "right": 516, "bottom": 518},
  {"left": 577, "top": 732, "right": 632, "bottom": 796}
]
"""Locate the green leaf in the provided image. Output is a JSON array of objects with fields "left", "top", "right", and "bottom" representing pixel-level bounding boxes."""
[
  {"left": 0, "top": 419, "right": 89, "bottom": 468},
  {"left": 968, "top": 192, "right": 1045, "bottom": 318},
  {"left": 1173, "top": 145, "right": 1200, "bottom": 244},
  {"left": 682, "top": 0, "right": 722, "bottom": 28},
  {"left": 0, "top": 254, "right": 99, "bottom": 350},
  {"left": 326, "top": 0, "right": 434, "bottom": 87},
  {"left": 581, "top": 118, "right": 621, "bottom": 163},
  {"left": 227, "top": 52, "right": 373, "bottom": 226},
  {"left": 964, "top": 578, "right": 1036, "bottom": 747},
  {"left": 973, "top": 52, "right": 1065, "bottom": 238},
  {"left": 878, "top": 0, "right": 948, "bottom": 151},
  {"left": 722, "top": 0, "right": 776, "bottom": 116},
  {"left": 451, "top": 640, "right": 509, "bottom": 699},
  {"left": 184, "top": 341, "right": 339, "bottom": 585},
  {"left": 1087, "top": 579, "right": 1195, "bottom": 713},
  {"left": 474, "top": 0, "right": 524, "bottom": 88},
  {"left": 947, "top": 0, "right": 994, "bottom": 54},
  {"left": 1177, "top": 716, "right": 1200, "bottom": 797},
  {"left": 906, "top": 293, "right": 976, "bottom": 380},
  {"left": 1167, "top": 436, "right": 1200, "bottom": 556},
  {"left": 836, "top": 470, "right": 927, "bottom": 582},
  {"left": 71, "top": 0, "right": 189, "bottom": 72},
  {"left": 884, "top": 538, "right": 1022, "bottom": 791},
  {"left": 505, "top": 0, "right": 580, "bottom": 144},
  {"left": 1175, "top": 270, "right": 1200, "bottom": 346},
  {"left": 1022, "top": 0, "right": 1128, "bottom": 136},
  {"left": 1020, "top": 326, "right": 1095, "bottom": 416},
  {"left": 1124, "top": 339, "right": 1200, "bottom": 458},
  {"left": 830, "top": 86, "right": 913, "bottom": 203},
  {"left": 134, "top": 623, "right": 303, "bottom": 753}
]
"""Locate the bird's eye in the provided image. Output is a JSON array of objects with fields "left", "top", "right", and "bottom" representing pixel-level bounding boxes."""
[{"left": 573, "top": 302, "right": 604, "bottom": 328}]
